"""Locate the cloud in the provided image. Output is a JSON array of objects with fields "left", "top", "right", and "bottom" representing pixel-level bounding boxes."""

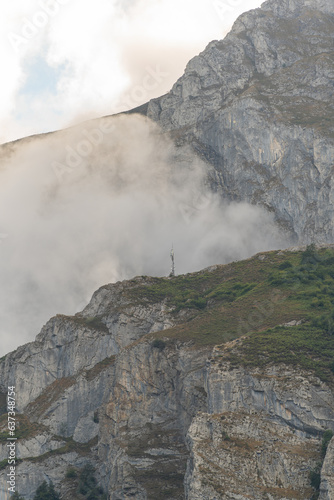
[
  {"left": 0, "top": 113, "right": 288, "bottom": 356},
  {"left": 0, "top": 0, "right": 263, "bottom": 143}
]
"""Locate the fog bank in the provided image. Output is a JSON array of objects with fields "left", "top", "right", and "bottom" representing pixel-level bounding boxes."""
[{"left": 0, "top": 114, "right": 288, "bottom": 356}]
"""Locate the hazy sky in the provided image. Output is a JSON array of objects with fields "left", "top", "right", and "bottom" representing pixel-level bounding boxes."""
[
  {"left": 0, "top": 0, "right": 277, "bottom": 357},
  {"left": 0, "top": 115, "right": 287, "bottom": 356},
  {"left": 1, "top": 0, "right": 263, "bottom": 143}
]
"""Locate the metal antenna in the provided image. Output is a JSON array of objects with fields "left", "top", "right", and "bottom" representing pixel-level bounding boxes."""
[{"left": 169, "top": 245, "right": 175, "bottom": 277}]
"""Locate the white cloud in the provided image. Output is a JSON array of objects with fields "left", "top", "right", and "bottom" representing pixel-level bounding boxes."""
[
  {"left": 0, "top": 0, "right": 263, "bottom": 143},
  {"left": 0, "top": 0, "right": 273, "bottom": 357},
  {"left": 0, "top": 114, "right": 288, "bottom": 356}
]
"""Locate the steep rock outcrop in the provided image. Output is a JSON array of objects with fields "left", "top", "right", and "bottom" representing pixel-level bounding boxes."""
[
  {"left": 144, "top": 0, "right": 334, "bottom": 243},
  {"left": 320, "top": 437, "right": 334, "bottom": 499},
  {"left": 184, "top": 345, "right": 334, "bottom": 499},
  {"left": 0, "top": 278, "right": 181, "bottom": 498},
  {"left": 206, "top": 355, "right": 334, "bottom": 432},
  {"left": 98, "top": 341, "right": 209, "bottom": 499},
  {"left": 185, "top": 411, "right": 319, "bottom": 499},
  {"left": 1, "top": 248, "right": 334, "bottom": 498},
  {"left": 0, "top": 278, "right": 176, "bottom": 411}
]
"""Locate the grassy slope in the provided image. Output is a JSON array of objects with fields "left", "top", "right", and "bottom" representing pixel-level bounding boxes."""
[
  {"left": 5, "top": 247, "right": 334, "bottom": 498},
  {"left": 126, "top": 245, "right": 334, "bottom": 382},
  {"left": 8, "top": 246, "right": 334, "bottom": 444}
]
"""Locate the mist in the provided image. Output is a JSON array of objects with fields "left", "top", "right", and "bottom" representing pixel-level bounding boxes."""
[{"left": 0, "top": 114, "right": 288, "bottom": 356}]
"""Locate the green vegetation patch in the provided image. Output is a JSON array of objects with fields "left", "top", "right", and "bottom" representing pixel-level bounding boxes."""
[
  {"left": 33, "top": 480, "right": 60, "bottom": 500},
  {"left": 0, "top": 458, "right": 8, "bottom": 470},
  {"left": 76, "top": 462, "right": 107, "bottom": 499},
  {"left": 321, "top": 429, "right": 334, "bottom": 458},
  {"left": 216, "top": 246, "right": 334, "bottom": 381},
  {"left": 139, "top": 246, "right": 334, "bottom": 382},
  {"left": 68, "top": 315, "right": 109, "bottom": 334},
  {"left": 63, "top": 463, "right": 107, "bottom": 499},
  {"left": 83, "top": 355, "right": 116, "bottom": 381},
  {"left": 0, "top": 414, "right": 42, "bottom": 443},
  {"left": 127, "top": 263, "right": 264, "bottom": 314},
  {"left": 226, "top": 324, "right": 334, "bottom": 382},
  {"left": 26, "top": 377, "right": 76, "bottom": 420},
  {"left": 28, "top": 436, "right": 98, "bottom": 463},
  {"left": 308, "top": 429, "right": 334, "bottom": 499},
  {"left": 0, "top": 392, "right": 7, "bottom": 416}
]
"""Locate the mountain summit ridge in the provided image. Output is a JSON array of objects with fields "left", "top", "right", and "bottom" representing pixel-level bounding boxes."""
[
  {"left": 1, "top": 246, "right": 334, "bottom": 498},
  {"left": 144, "top": 0, "right": 334, "bottom": 243},
  {"left": 1, "top": 0, "right": 334, "bottom": 497},
  {"left": 261, "top": 0, "right": 334, "bottom": 15}
]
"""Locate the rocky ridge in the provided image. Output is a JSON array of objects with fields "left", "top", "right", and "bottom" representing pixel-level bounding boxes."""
[
  {"left": 141, "top": 0, "right": 334, "bottom": 243},
  {"left": 2, "top": 0, "right": 332, "bottom": 245},
  {"left": 0, "top": 246, "right": 334, "bottom": 498},
  {"left": 320, "top": 437, "right": 334, "bottom": 499},
  {"left": 1, "top": 0, "right": 334, "bottom": 497}
]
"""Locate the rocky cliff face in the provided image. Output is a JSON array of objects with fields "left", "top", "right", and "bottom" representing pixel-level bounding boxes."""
[
  {"left": 0, "top": 277, "right": 185, "bottom": 498},
  {"left": 185, "top": 345, "right": 334, "bottom": 499},
  {"left": 143, "top": 0, "right": 334, "bottom": 243},
  {"left": 320, "top": 437, "right": 334, "bottom": 499},
  {"left": 1, "top": 247, "right": 334, "bottom": 499},
  {"left": 1, "top": 1, "right": 334, "bottom": 498}
]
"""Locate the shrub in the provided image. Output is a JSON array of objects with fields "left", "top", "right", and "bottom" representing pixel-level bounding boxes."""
[
  {"left": 75, "top": 463, "right": 107, "bottom": 498},
  {"left": 152, "top": 339, "right": 166, "bottom": 350},
  {"left": 33, "top": 480, "right": 60, "bottom": 500},
  {"left": 66, "top": 467, "right": 77, "bottom": 478},
  {"left": 309, "top": 470, "right": 321, "bottom": 490},
  {"left": 77, "top": 463, "right": 98, "bottom": 497},
  {"left": 221, "top": 431, "right": 230, "bottom": 441},
  {"left": 321, "top": 429, "right": 334, "bottom": 458},
  {"left": 11, "top": 493, "right": 25, "bottom": 500},
  {"left": 190, "top": 298, "right": 207, "bottom": 309},
  {"left": 312, "top": 310, "right": 334, "bottom": 335},
  {"left": 301, "top": 244, "right": 320, "bottom": 265},
  {"left": 279, "top": 261, "right": 293, "bottom": 270},
  {"left": 0, "top": 459, "right": 8, "bottom": 470}
]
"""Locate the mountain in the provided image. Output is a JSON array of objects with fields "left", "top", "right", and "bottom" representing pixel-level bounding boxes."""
[
  {"left": 1, "top": 0, "right": 334, "bottom": 498},
  {"left": 1, "top": 245, "right": 334, "bottom": 499},
  {"left": 138, "top": 0, "right": 334, "bottom": 243}
]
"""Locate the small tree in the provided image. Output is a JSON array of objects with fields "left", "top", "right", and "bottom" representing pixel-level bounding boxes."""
[
  {"left": 12, "top": 492, "right": 25, "bottom": 500},
  {"left": 33, "top": 480, "right": 60, "bottom": 500},
  {"left": 76, "top": 463, "right": 106, "bottom": 498},
  {"left": 310, "top": 469, "right": 321, "bottom": 490},
  {"left": 152, "top": 339, "right": 166, "bottom": 350},
  {"left": 78, "top": 463, "right": 97, "bottom": 495},
  {"left": 321, "top": 429, "right": 334, "bottom": 458},
  {"left": 66, "top": 467, "right": 77, "bottom": 478},
  {"left": 301, "top": 244, "right": 319, "bottom": 266}
]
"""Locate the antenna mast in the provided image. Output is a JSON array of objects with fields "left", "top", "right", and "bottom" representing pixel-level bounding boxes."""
[{"left": 169, "top": 245, "right": 175, "bottom": 277}]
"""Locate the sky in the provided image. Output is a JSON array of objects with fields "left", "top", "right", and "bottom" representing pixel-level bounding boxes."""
[
  {"left": 0, "top": 114, "right": 287, "bottom": 356},
  {"left": 0, "top": 0, "right": 264, "bottom": 144},
  {"left": 0, "top": 0, "right": 278, "bottom": 357}
]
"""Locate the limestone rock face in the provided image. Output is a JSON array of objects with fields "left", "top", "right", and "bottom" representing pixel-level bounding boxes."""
[
  {"left": 206, "top": 359, "right": 334, "bottom": 433},
  {"left": 0, "top": 267, "right": 333, "bottom": 498},
  {"left": 0, "top": 278, "right": 179, "bottom": 499},
  {"left": 185, "top": 411, "right": 319, "bottom": 499},
  {"left": 184, "top": 349, "right": 334, "bottom": 499},
  {"left": 320, "top": 437, "right": 334, "bottom": 500},
  {"left": 0, "top": 278, "right": 176, "bottom": 411},
  {"left": 145, "top": 0, "right": 334, "bottom": 243},
  {"left": 0, "top": 434, "right": 65, "bottom": 461},
  {"left": 98, "top": 341, "right": 209, "bottom": 499},
  {"left": 1, "top": 1, "right": 334, "bottom": 497}
]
